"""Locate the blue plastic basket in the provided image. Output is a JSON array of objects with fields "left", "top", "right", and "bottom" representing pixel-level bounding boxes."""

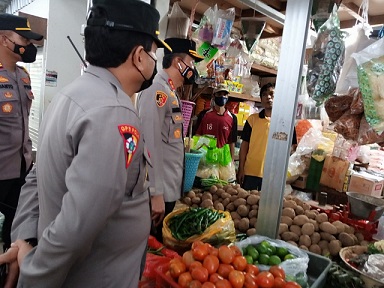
[{"left": 183, "top": 150, "right": 203, "bottom": 193}]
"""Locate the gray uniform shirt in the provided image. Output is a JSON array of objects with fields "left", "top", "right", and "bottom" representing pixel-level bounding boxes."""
[
  {"left": 137, "top": 70, "right": 184, "bottom": 202},
  {"left": 11, "top": 65, "right": 151, "bottom": 288},
  {"left": 0, "top": 63, "right": 33, "bottom": 180}
]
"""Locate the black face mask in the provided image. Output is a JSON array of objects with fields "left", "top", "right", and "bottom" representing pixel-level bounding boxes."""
[
  {"left": 214, "top": 96, "right": 228, "bottom": 107},
  {"left": 179, "top": 60, "right": 198, "bottom": 85},
  {"left": 136, "top": 51, "right": 157, "bottom": 92},
  {"left": 7, "top": 37, "right": 37, "bottom": 63}
]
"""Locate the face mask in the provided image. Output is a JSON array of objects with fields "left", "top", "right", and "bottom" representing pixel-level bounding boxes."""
[
  {"left": 214, "top": 96, "right": 228, "bottom": 107},
  {"left": 136, "top": 51, "right": 157, "bottom": 92},
  {"left": 6, "top": 37, "right": 37, "bottom": 63},
  {"left": 179, "top": 60, "right": 197, "bottom": 85}
]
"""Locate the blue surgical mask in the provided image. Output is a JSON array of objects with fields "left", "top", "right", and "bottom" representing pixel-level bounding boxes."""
[{"left": 214, "top": 96, "right": 228, "bottom": 107}]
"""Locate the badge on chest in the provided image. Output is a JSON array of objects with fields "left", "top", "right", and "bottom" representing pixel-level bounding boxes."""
[{"left": 118, "top": 125, "right": 140, "bottom": 168}]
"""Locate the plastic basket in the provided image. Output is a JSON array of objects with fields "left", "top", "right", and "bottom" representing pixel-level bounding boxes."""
[
  {"left": 183, "top": 150, "right": 203, "bottom": 193},
  {"left": 180, "top": 100, "right": 195, "bottom": 137}
]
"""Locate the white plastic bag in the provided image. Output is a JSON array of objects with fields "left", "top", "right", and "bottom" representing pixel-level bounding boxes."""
[
  {"left": 211, "top": 8, "right": 235, "bottom": 49},
  {"left": 166, "top": 2, "right": 190, "bottom": 39}
]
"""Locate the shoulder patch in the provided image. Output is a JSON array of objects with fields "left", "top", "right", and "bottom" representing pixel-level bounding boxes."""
[
  {"left": 0, "top": 76, "right": 9, "bottom": 83},
  {"left": 21, "top": 77, "right": 30, "bottom": 84},
  {"left": 118, "top": 125, "right": 140, "bottom": 168},
  {"left": 155, "top": 91, "right": 168, "bottom": 107}
]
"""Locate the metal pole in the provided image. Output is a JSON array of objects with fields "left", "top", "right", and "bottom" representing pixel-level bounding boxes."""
[{"left": 256, "top": 0, "right": 313, "bottom": 238}]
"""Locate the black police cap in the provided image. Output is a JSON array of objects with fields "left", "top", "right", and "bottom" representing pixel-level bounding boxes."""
[
  {"left": 87, "top": 0, "right": 171, "bottom": 52},
  {"left": 0, "top": 13, "right": 43, "bottom": 41},
  {"left": 164, "top": 38, "right": 204, "bottom": 63}
]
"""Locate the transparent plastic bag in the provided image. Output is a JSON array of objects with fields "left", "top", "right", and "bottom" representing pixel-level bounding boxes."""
[
  {"left": 219, "top": 162, "right": 236, "bottom": 183},
  {"left": 358, "top": 115, "right": 384, "bottom": 145},
  {"left": 324, "top": 93, "right": 353, "bottom": 122},
  {"left": 211, "top": 8, "right": 235, "bottom": 49},
  {"left": 333, "top": 110, "right": 362, "bottom": 141},
  {"left": 192, "top": 6, "right": 217, "bottom": 43},
  {"left": 166, "top": 2, "right": 190, "bottom": 39}
]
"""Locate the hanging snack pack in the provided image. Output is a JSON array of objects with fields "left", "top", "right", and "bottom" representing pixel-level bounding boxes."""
[
  {"left": 307, "top": 5, "right": 345, "bottom": 105},
  {"left": 211, "top": 8, "right": 235, "bottom": 49}
]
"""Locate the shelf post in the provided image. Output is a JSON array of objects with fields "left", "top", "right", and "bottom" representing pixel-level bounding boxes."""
[{"left": 256, "top": 0, "right": 313, "bottom": 238}]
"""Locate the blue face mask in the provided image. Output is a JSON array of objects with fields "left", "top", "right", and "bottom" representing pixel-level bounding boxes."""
[{"left": 214, "top": 96, "right": 228, "bottom": 107}]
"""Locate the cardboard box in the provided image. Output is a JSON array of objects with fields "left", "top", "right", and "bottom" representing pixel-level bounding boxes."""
[
  {"left": 320, "top": 156, "right": 352, "bottom": 192},
  {"left": 292, "top": 173, "right": 308, "bottom": 189},
  {"left": 348, "top": 171, "right": 384, "bottom": 197}
]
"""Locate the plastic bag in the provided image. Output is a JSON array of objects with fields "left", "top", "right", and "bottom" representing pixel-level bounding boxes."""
[
  {"left": 350, "top": 87, "right": 364, "bottom": 115},
  {"left": 307, "top": 5, "right": 346, "bottom": 105},
  {"left": 363, "top": 254, "right": 384, "bottom": 283},
  {"left": 162, "top": 207, "right": 236, "bottom": 253},
  {"left": 333, "top": 110, "right": 362, "bottom": 141},
  {"left": 196, "top": 164, "right": 220, "bottom": 179},
  {"left": 192, "top": 6, "right": 217, "bottom": 43},
  {"left": 241, "top": 18, "right": 265, "bottom": 52},
  {"left": 358, "top": 115, "right": 384, "bottom": 145},
  {"left": 219, "top": 161, "right": 236, "bottom": 183},
  {"left": 211, "top": 8, "right": 235, "bottom": 49},
  {"left": 235, "top": 235, "right": 309, "bottom": 284},
  {"left": 324, "top": 93, "right": 354, "bottom": 122},
  {"left": 295, "top": 119, "right": 313, "bottom": 143},
  {"left": 166, "top": 2, "right": 190, "bottom": 39}
]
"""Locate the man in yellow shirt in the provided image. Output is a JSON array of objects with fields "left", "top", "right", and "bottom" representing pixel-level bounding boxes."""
[{"left": 237, "top": 83, "right": 297, "bottom": 190}]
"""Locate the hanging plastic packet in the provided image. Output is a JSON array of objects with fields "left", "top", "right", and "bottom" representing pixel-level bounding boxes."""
[
  {"left": 192, "top": 5, "right": 217, "bottom": 43},
  {"left": 211, "top": 8, "right": 235, "bottom": 49},
  {"left": 307, "top": 5, "right": 346, "bottom": 106},
  {"left": 241, "top": 18, "right": 265, "bottom": 52},
  {"left": 166, "top": 2, "right": 190, "bottom": 39},
  {"left": 214, "top": 54, "right": 226, "bottom": 85}
]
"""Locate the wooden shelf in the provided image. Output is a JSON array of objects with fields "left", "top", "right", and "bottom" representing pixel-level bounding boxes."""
[
  {"left": 229, "top": 92, "right": 261, "bottom": 102},
  {"left": 251, "top": 63, "right": 278, "bottom": 77}
]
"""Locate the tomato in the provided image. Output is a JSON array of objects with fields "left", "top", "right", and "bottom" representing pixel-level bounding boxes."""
[
  {"left": 202, "top": 282, "right": 216, "bottom": 288},
  {"left": 218, "top": 245, "right": 235, "bottom": 264},
  {"left": 231, "top": 256, "right": 247, "bottom": 271},
  {"left": 208, "top": 246, "right": 219, "bottom": 257},
  {"left": 191, "top": 266, "right": 209, "bottom": 283},
  {"left": 269, "top": 266, "right": 285, "bottom": 280},
  {"left": 217, "top": 264, "right": 235, "bottom": 279},
  {"left": 189, "top": 279, "right": 203, "bottom": 288},
  {"left": 245, "top": 264, "right": 260, "bottom": 275},
  {"left": 192, "top": 241, "right": 205, "bottom": 250},
  {"left": 189, "top": 261, "right": 203, "bottom": 272},
  {"left": 178, "top": 272, "right": 193, "bottom": 288},
  {"left": 203, "top": 255, "right": 220, "bottom": 274},
  {"left": 215, "top": 279, "right": 232, "bottom": 288},
  {"left": 193, "top": 243, "right": 209, "bottom": 261},
  {"left": 209, "top": 273, "right": 224, "bottom": 283},
  {"left": 230, "top": 245, "right": 242, "bottom": 257},
  {"left": 256, "top": 271, "right": 275, "bottom": 288},
  {"left": 228, "top": 270, "right": 245, "bottom": 288},
  {"left": 283, "top": 282, "right": 302, "bottom": 288},
  {"left": 244, "top": 272, "right": 258, "bottom": 288},
  {"left": 183, "top": 251, "right": 196, "bottom": 269},
  {"left": 169, "top": 259, "right": 187, "bottom": 278},
  {"left": 273, "top": 277, "right": 286, "bottom": 288}
]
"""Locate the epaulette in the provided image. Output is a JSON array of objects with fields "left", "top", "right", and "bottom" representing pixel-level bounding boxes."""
[{"left": 17, "top": 65, "right": 30, "bottom": 76}]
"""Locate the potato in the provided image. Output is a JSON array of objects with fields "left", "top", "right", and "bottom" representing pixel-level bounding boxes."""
[
  {"left": 282, "top": 207, "right": 296, "bottom": 219},
  {"left": 251, "top": 205, "right": 259, "bottom": 211},
  {"left": 226, "top": 202, "right": 235, "bottom": 212},
  {"left": 282, "top": 232, "right": 299, "bottom": 242},
  {"left": 201, "top": 193, "right": 213, "bottom": 201},
  {"left": 234, "top": 183, "right": 241, "bottom": 189},
  {"left": 214, "top": 202, "right": 224, "bottom": 211},
  {"left": 319, "top": 222, "right": 338, "bottom": 234},
  {"left": 212, "top": 194, "right": 219, "bottom": 201},
  {"left": 191, "top": 197, "right": 201, "bottom": 204},
  {"left": 247, "top": 195, "right": 259, "bottom": 205},
  {"left": 248, "top": 210, "right": 258, "bottom": 219},
  {"left": 247, "top": 228, "right": 257, "bottom": 236},
  {"left": 196, "top": 192, "right": 203, "bottom": 198},
  {"left": 308, "top": 219, "right": 319, "bottom": 231},
  {"left": 310, "top": 232, "right": 321, "bottom": 245},
  {"left": 233, "top": 218, "right": 240, "bottom": 230},
  {"left": 237, "top": 205, "right": 249, "bottom": 217},
  {"left": 293, "top": 215, "right": 310, "bottom": 226},
  {"left": 281, "top": 216, "right": 293, "bottom": 226},
  {"left": 287, "top": 241, "right": 298, "bottom": 247},
  {"left": 302, "top": 223, "right": 315, "bottom": 236},
  {"left": 209, "top": 185, "right": 218, "bottom": 194},
  {"left": 290, "top": 224, "right": 302, "bottom": 236},
  {"left": 322, "top": 248, "right": 330, "bottom": 257},
  {"left": 226, "top": 187, "right": 238, "bottom": 195},
  {"left": 338, "top": 232, "right": 355, "bottom": 247},
  {"left": 355, "top": 232, "right": 365, "bottom": 243},
  {"left": 216, "top": 188, "right": 225, "bottom": 197},
  {"left": 279, "top": 223, "right": 289, "bottom": 235},
  {"left": 309, "top": 244, "right": 321, "bottom": 255},
  {"left": 315, "top": 213, "right": 328, "bottom": 223},
  {"left": 229, "top": 195, "right": 238, "bottom": 202},
  {"left": 222, "top": 198, "right": 230, "bottom": 207},
  {"left": 345, "top": 225, "right": 355, "bottom": 234},
  {"left": 234, "top": 198, "right": 247, "bottom": 207},
  {"left": 230, "top": 211, "right": 241, "bottom": 220},
  {"left": 329, "top": 240, "right": 342, "bottom": 256},
  {"left": 238, "top": 218, "right": 250, "bottom": 233},
  {"left": 320, "top": 232, "right": 336, "bottom": 242},
  {"left": 191, "top": 204, "right": 199, "bottom": 208},
  {"left": 295, "top": 205, "right": 305, "bottom": 215},
  {"left": 249, "top": 217, "right": 257, "bottom": 228},
  {"left": 318, "top": 240, "right": 329, "bottom": 251},
  {"left": 223, "top": 184, "right": 231, "bottom": 191},
  {"left": 250, "top": 190, "right": 259, "bottom": 195},
  {"left": 300, "top": 245, "right": 309, "bottom": 251},
  {"left": 187, "top": 191, "right": 196, "bottom": 199},
  {"left": 216, "top": 184, "right": 223, "bottom": 189},
  {"left": 183, "top": 197, "right": 192, "bottom": 206},
  {"left": 221, "top": 192, "right": 231, "bottom": 199},
  {"left": 299, "top": 235, "right": 311, "bottom": 247},
  {"left": 332, "top": 221, "right": 345, "bottom": 234},
  {"left": 283, "top": 200, "right": 297, "bottom": 209},
  {"left": 360, "top": 240, "right": 369, "bottom": 246},
  {"left": 237, "top": 189, "right": 249, "bottom": 199},
  {"left": 201, "top": 199, "right": 213, "bottom": 208},
  {"left": 305, "top": 210, "right": 317, "bottom": 220},
  {"left": 302, "top": 203, "right": 311, "bottom": 211}
]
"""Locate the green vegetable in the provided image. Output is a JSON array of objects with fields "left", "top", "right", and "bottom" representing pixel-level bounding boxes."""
[
  {"left": 200, "top": 176, "right": 228, "bottom": 188},
  {"left": 326, "top": 262, "right": 364, "bottom": 288}
]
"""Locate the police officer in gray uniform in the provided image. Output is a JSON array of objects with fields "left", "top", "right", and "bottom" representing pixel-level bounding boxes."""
[
  {"left": 137, "top": 38, "right": 203, "bottom": 242},
  {"left": 0, "top": 13, "right": 43, "bottom": 251},
  {"left": 0, "top": 0, "right": 171, "bottom": 287}
]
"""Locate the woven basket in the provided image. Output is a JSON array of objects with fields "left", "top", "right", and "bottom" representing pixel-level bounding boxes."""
[
  {"left": 180, "top": 100, "right": 195, "bottom": 137},
  {"left": 183, "top": 150, "right": 203, "bottom": 193}
]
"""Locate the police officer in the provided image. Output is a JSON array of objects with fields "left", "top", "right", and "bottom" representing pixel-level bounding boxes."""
[
  {"left": 0, "top": 13, "right": 43, "bottom": 251},
  {"left": 0, "top": 0, "right": 171, "bottom": 287},
  {"left": 137, "top": 38, "right": 204, "bottom": 242}
]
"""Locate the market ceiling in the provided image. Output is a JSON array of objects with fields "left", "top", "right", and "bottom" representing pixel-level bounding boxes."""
[
  {"left": 0, "top": 0, "right": 11, "bottom": 12},
  {"left": 172, "top": 0, "right": 384, "bottom": 38}
]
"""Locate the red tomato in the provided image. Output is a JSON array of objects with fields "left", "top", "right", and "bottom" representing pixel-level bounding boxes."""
[
  {"left": 244, "top": 272, "right": 258, "bottom": 288},
  {"left": 209, "top": 273, "right": 224, "bottom": 283},
  {"left": 218, "top": 246, "right": 235, "bottom": 264},
  {"left": 208, "top": 246, "right": 219, "bottom": 257},
  {"left": 229, "top": 245, "right": 242, "bottom": 256},
  {"left": 203, "top": 255, "right": 220, "bottom": 274},
  {"left": 192, "top": 241, "right": 205, "bottom": 249},
  {"left": 193, "top": 243, "right": 209, "bottom": 261},
  {"left": 215, "top": 279, "right": 232, "bottom": 288},
  {"left": 283, "top": 282, "right": 302, "bottom": 288},
  {"left": 191, "top": 266, "right": 209, "bottom": 283},
  {"left": 169, "top": 259, "right": 187, "bottom": 279},
  {"left": 189, "top": 280, "right": 203, "bottom": 288},
  {"left": 245, "top": 264, "right": 260, "bottom": 275},
  {"left": 231, "top": 256, "right": 248, "bottom": 271},
  {"left": 269, "top": 266, "right": 286, "bottom": 280},
  {"left": 189, "top": 261, "right": 203, "bottom": 272},
  {"left": 273, "top": 277, "right": 286, "bottom": 288},
  {"left": 256, "top": 271, "right": 275, "bottom": 288},
  {"left": 217, "top": 264, "right": 235, "bottom": 279},
  {"left": 202, "top": 282, "right": 216, "bottom": 288},
  {"left": 228, "top": 270, "right": 245, "bottom": 288},
  {"left": 178, "top": 272, "right": 193, "bottom": 288},
  {"left": 183, "top": 251, "right": 196, "bottom": 269}
]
